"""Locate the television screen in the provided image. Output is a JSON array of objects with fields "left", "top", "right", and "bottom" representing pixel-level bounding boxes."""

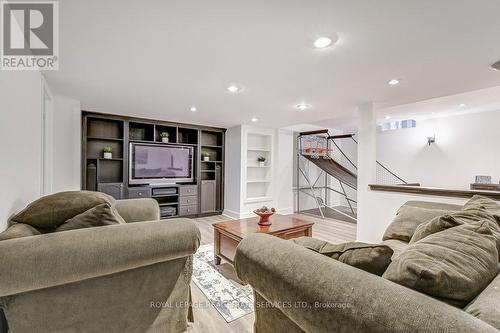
[{"left": 130, "top": 144, "right": 193, "bottom": 183}]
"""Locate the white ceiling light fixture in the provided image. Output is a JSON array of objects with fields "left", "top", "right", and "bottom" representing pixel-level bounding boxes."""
[
  {"left": 388, "top": 78, "right": 400, "bottom": 86},
  {"left": 313, "top": 35, "right": 338, "bottom": 49},
  {"left": 296, "top": 103, "right": 312, "bottom": 111},
  {"left": 385, "top": 115, "right": 391, "bottom": 120},
  {"left": 251, "top": 117, "right": 258, "bottom": 122},
  {"left": 190, "top": 106, "right": 197, "bottom": 112},
  {"left": 459, "top": 103, "right": 466, "bottom": 107},
  {"left": 227, "top": 85, "right": 241, "bottom": 93}
]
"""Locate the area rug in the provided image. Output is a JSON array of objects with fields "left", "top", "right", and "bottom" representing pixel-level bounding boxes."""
[{"left": 192, "top": 244, "right": 254, "bottom": 322}]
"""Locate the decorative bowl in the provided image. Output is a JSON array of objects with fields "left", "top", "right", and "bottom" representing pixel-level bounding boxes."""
[{"left": 253, "top": 208, "right": 276, "bottom": 226}]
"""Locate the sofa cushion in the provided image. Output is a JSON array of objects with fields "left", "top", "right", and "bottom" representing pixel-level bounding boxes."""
[
  {"left": 380, "top": 239, "right": 408, "bottom": 259},
  {"left": 464, "top": 195, "right": 500, "bottom": 216},
  {"left": 292, "top": 237, "right": 393, "bottom": 276},
  {"left": 0, "top": 223, "right": 41, "bottom": 241},
  {"left": 464, "top": 270, "right": 500, "bottom": 330},
  {"left": 410, "top": 206, "right": 500, "bottom": 259},
  {"left": 56, "top": 203, "right": 125, "bottom": 232},
  {"left": 382, "top": 206, "right": 452, "bottom": 242},
  {"left": 383, "top": 220, "right": 499, "bottom": 307},
  {"left": 10, "top": 191, "right": 116, "bottom": 229},
  {"left": 400, "top": 200, "right": 462, "bottom": 211}
]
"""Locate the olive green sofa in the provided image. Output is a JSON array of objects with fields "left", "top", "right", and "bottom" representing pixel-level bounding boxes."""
[
  {"left": 235, "top": 200, "right": 500, "bottom": 333},
  {"left": 0, "top": 197, "right": 201, "bottom": 333}
]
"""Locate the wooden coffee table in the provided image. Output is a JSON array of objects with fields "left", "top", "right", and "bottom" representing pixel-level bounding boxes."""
[{"left": 213, "top": 215, "right": 314, "bottom": 265}]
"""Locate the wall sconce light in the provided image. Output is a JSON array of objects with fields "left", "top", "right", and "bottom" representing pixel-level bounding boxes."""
[{"left": 427, "top": 134, "right": 436, "bottom": 146}]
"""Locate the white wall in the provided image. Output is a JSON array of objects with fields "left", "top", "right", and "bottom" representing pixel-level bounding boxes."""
[
  {"left": 275, "top": 129, "right": 294, "bottom": 215},
  {"left": 52, "top": 96, "right": 81, "bottom": 192},
  {"left": 356, "top": 103, "right": 377, "bottom": 242},
  {"left": 356, "top": 110, "right": 500, "bottom": 242},
  {"left": 377, "top": 110, "right": 500, "bottom": 189},
  {"left": 224, "top": 125, "right": 294, "bottom": 218},
  {"left": 0, "top": 71, "right": 44, "bottom": 231}
]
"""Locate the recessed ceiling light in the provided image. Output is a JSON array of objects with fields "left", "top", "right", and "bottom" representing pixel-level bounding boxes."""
[
  {"left": 251, "top": 117, "right": 258, "bottom": 122},
  {"left": 227, "top": 85, "right": 241, "bottom": 93},
  {"left": 313, "top": 36, "right": 336, "bottom": 49},
  {"left": 385, "top": 115, "right": 391, "bottom": 120},
  {"left": 296, "top": 103, "right": 312, "bottom": 111},
  {"left": 388, "top": 79, "right": 400, "bottom": 86},
  {"left": 459, "top": 103, "right": 466, "bottom": 108},
  {"left": 490, "top": 61, "right": 500, "bottom": 71},
  {"left": 190, "top": 106, "right": 197, "bottom": 112}
]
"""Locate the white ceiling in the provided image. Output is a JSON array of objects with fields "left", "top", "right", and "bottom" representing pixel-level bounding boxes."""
[
  {"left": 378, "top": 85, "right": 500, "bottom": 121},
  {"left": 315, "top": 85, "right": 500, "bottom": 132},
  {"left": 45, "top": 0, "right": 500, "bottom": 129}
]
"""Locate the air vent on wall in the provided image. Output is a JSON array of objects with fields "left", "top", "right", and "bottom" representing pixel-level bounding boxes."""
[{"left": 491, "top": 60, "right": 500, "bottom": 71}]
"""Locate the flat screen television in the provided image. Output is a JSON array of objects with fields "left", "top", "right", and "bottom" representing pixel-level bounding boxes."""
[{"left": 129, "top": 143, "right": 194, "bottom": 185}]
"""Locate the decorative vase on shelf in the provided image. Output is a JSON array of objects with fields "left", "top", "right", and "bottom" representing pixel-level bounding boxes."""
[
  {"left": 162, "top": 137, "right": 169, "bottom": 143},
  {"left": 259, "top": 161, "right": 265, "bottom": 167},
  {"left": 103, "top": 152, "right": 112, "bottom": 159},
  {"left": 203, "top": 156, "right": 210, "bottom": 161}
]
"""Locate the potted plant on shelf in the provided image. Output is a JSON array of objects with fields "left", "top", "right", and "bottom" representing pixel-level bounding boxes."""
[
  {"left": 103, "top": 147, "right": 112, "bottom": 159},
  {"left": 160, "top": 132, "right": 170, "bottom": 143},
  {"left": 257, "top": 156, "right": 266, "bottom": 167},
  {"left": 202, "top": 152, "right": 210, "bottom": 161}
]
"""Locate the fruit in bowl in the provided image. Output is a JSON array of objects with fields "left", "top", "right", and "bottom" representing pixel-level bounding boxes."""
[{"left": 253, "top": 206, "right": 276, "bottom": 226}]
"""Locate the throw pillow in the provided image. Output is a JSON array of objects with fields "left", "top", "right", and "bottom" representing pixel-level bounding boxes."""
[
  {"left": 0, "top": 223, "right": 41, "bottom": 241},
  {"left": 463, "top": 195, "right": 500, "bottom": 216},
  {"left": 292, "top": 237, "right": 393, "bottom": 276},
  {"left": 56, "top": 203, "right": 125, "bottom": 232},
  {"left": 10, "top": 191, "right": 116, "bottom": 229},
  {"left": 383, "top": 220, "right": 499, "bottom": 307},
  {"left": 410, "top": 206, "right": 500, "bottom": 259},
  {"left": 382, "top": 206, "right": 451, "bottom": 242}
]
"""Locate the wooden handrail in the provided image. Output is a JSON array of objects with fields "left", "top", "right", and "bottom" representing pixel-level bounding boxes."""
[{"left": 369, "top": 184, "right": 500, "bottom": 200}]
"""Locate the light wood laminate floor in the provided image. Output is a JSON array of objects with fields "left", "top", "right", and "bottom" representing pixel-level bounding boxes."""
[{"left": 187, "top": 213, "right": 356, "bottom": 333}]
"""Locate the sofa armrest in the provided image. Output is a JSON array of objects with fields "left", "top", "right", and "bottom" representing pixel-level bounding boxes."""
[
  {"left": 0, "top": 219, "right": 200, "bottom": 297},
  {"left": 235, "top": 234, "right": 498, "bottom": 333},
  {"left": 115, "top": 198, "right": 160, "bottom": 222}
]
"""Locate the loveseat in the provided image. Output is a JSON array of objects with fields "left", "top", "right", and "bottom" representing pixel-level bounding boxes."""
[
  {"left": 235, "top": 197, "right": 500, "bottom": 333},
  {"left": 0, "top": 192, "right": 201, "bottom": 333}
]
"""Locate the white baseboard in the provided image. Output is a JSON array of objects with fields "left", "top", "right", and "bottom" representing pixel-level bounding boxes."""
[
  {"left": 238, "top": 211, "right": 256, "bottom": 219},
  {"left": 277, "top": 207, "right": 293, "bottom": 215},
  {"left": 222, "top": 209, "right": 240, "bottom": 219}
]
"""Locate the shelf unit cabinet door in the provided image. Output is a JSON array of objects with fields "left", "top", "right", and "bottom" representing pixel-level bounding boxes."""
[
  {"left": 180, "top": 195, "right": 198, "bottom": 205},
  {"left": 128, "top": 187, "right": 152, "bottom": 199},
  {"left": 201, "top": 180, "right": 216, "bottom": 212},
  {"left": 179, "top": 185, "right": 198, "bottom": 196},
  {"left": 179, "top": 205, "right": 198, "bottom": 216},
  {"left": 97, "top": 183, "right": 124, "bottom": 199},
  {"left": 215, "top": 164, "right": 222, "bottom": 211}
]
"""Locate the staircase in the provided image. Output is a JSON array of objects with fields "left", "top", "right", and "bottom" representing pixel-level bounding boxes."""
[{"left": 296, "top": 129, "right": 411, "bottom": 222}]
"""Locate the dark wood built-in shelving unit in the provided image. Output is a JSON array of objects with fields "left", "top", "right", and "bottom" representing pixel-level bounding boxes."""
[{"left": 82, "top": 111, "right": 226, "bottom": 219}]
